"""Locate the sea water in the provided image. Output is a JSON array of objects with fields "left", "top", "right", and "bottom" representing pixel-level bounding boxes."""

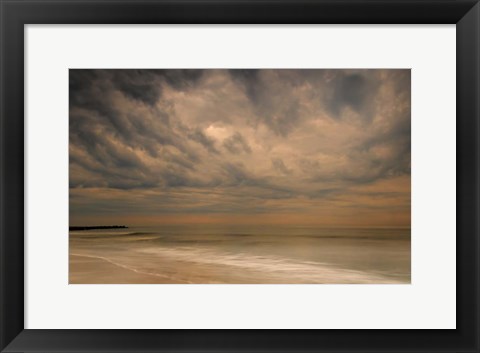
[{"left": 69, "top": 225, "right": 410, "bottom": 284}]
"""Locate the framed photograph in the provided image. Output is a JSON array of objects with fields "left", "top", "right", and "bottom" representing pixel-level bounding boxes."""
[{"left": 0, "top": 0, "right": 478, "bottom": 352}]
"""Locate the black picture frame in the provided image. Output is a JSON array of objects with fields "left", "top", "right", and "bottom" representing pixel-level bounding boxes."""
[{"left": 1, "top": 0, "right": 478, "bottom": 352}]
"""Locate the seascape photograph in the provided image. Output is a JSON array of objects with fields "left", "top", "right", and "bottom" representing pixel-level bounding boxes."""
[{"left": 69, "top": 69, "right": 411, "bottom": 284}]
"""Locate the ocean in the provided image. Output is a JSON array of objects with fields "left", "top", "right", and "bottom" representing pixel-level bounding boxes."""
[{"left": 69, "top": 225, "right": 411, "bottom": 284}]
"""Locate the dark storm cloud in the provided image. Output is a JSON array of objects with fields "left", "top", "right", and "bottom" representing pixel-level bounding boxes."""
[
  {"left": 356, "top": 129, "right": 411, "bottom": 181},
  {"left": 71, "top": 69, "right": 205, "bottom": 107},
  {"left": 220, "top": 162, "right": 251, "bottom": 185},
  {"left": 70, "top": 69, "right": 410, "bottom": 224},
  {"left": 228, "top": 69, "right": 260, "bottom": 99},
  {"left": 229, "top": 69, "right": 303, "bottom": 136},
  {"left": 159, "top": 69, "right": 205, "bottom": 90},
  {"left": 271, "top": 158, "right": 292, "bottom": 175},
  {"left": 69, "top": 69, "right": 213, "bottom": 190},
  {"left": 327, "top": 72, "right": 379, "bottom": 121},
  {"left": 188, "top": 128, "right": 219, "bottom": 154},
  {"left": 223, "top": 132, "right": 251, "bottom": 154},
  {"left": 111, "top": 70, "right": 162, "bottom": 106}
]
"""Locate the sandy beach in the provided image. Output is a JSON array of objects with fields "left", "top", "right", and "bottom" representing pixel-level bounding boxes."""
[
  {"left": 69, "top": 225, "right": 410, "bottom": 284},
  {"left": 69, "top": 254, "right": 179, "bottom": 284},
  {"left": 68, "top": 69, "right": 411, "bottom": 285}
]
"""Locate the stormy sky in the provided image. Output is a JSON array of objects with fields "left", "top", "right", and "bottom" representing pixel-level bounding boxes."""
[{"left": 69, "top": 69, "right": 410, "bottom": 227}]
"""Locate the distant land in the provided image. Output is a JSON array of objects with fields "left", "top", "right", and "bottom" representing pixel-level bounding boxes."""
[{"left": 69, "top": 225, "right": 128, "bottom": 231}]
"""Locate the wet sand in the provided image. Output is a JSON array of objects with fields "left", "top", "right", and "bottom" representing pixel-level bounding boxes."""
[
  {"left": 69, "top": 226, "right": 410, "bottom": 284},
  {"left": 69, "top": 254, "right": 178, "bottom": 284}
]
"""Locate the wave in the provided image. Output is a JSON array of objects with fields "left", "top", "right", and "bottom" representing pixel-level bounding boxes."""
[
  {"left": 70, "top": 252, "right": 194, "bottom": 284},
  {"left": 138, "top": 246, "right": 407, "bottom": 284},
  {"left": 119, "top": 231, "right": 156, "bottom": 236}
]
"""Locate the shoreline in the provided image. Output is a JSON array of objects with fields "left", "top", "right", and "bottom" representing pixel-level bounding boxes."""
[
  {"left": 69, "top": 228, "right": 410, "bottom": 284},
  {"left": 69, "top": 254, "right": 183, "bottom": 284}
]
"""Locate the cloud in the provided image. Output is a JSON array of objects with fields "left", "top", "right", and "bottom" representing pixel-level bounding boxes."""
[
  {"left": 188, "top": 128, "right": 219, "bottom": 154},
  {"left": 223, "top": 132, "right": 252, "bottom": 154},
  {"left": 271, "top": 158, "right": 292, "bottom": 175},
  {"left": 327, "top": 72, "right": 379, "bottom": 121},
  {"left": 229, "top": 69, "right": 305, "bottom": 136},
  {"left": 69, "top": 69, "right": 411, "bottom": 226}
]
